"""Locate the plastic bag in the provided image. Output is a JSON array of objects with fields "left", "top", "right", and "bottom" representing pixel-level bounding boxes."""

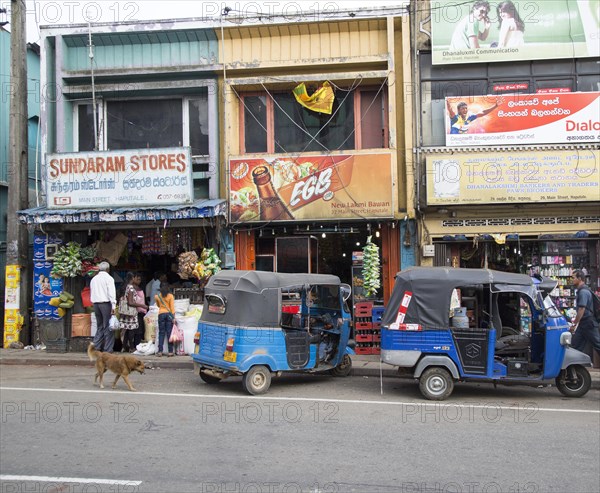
[
  {"left": 108, "top": 315, "right": 119, "bottom": 331},
  {"left": 169, "top": 321, "right": 182, "bottom": 343}
]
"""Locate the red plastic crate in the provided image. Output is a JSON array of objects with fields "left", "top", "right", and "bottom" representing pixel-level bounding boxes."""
[
  {"left": 354, "top": 302, "right": 374, "bottom": 317},
  {"left": 372, "top": 322, "right": 381, "bottom": 330},
  {"left": 355, "top": 322, "right": 373, "bottom": 330},
  {"left": 372, "top": 333, "right": 381, "bottom": 342},
  {"left": 355, "top": 334, "right": 373, "bottom": 343},
  {"left": 371, "top": 347, "right": 381, "bottom": 355},
  {"left": 354, "top": 346, "right": 374, "bottom": 355}
]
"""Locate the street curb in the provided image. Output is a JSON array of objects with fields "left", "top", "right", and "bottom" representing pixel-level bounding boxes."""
[{"left": 1, "top": 353, "right": 598, "bottom": 390}]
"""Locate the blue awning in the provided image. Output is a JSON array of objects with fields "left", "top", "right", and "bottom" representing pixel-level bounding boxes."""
[{"left": 18, "top": 199, "right": 227, "bottom": 225}]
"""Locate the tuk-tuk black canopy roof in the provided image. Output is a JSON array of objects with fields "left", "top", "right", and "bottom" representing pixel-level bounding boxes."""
[
  {"left": 206, "top": 270, "right": 341, "bottom": 293},
  {"left": 381, "top": 267, "right": 539, "bottom": 330},
  {"left": 202, "top": 270, "right": 342, "bottom": 326}
]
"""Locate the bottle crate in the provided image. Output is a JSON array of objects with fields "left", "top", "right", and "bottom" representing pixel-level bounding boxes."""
[
  {"left": 372, "top": 307, "right": 385, "bottom": 323},
  {"left": 354, "top": 302, "right": 373, "bottom": 317},
  {"left": 355, "top": 333, "right": 373, "bottom": 343}
]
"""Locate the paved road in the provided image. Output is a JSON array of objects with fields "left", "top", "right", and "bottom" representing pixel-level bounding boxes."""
[{"left": 1, "top": 365, "right": 599, "bottom": 493}]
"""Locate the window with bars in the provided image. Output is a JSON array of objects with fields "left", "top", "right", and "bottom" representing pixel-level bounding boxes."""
[{"left": 240, "top": 86, "right": 389, "bottom": 154}]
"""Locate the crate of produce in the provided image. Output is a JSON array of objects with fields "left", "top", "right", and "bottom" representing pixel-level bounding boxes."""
[
  {"left": 372, "top": 307, "right": 385, "bottom": 322},
  {"left": 355, "top": 322, "right": 373, "bottom": 330},
  {"left": 355, "top": 333, "right": 373, "bottom": 343},
  {"left": 71, "top": 313, "right": 91, "bottom": 337}
]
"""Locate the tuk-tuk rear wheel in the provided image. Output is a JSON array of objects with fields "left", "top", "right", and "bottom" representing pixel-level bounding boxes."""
[
  {"left": 242, "top": 365, "right": 272, "bottom": 395},
  {"left": 555, "top": 365, "right": 591, "bottom": 398},
  {"left": 419, "top": 367, "right": 454, "bottom": 401}
]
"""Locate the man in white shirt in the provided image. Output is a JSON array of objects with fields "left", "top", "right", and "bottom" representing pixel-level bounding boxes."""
[
  {"left": 145, "top": 272, "right": 164, "bottom": 305},
  {"left": 90, "top": 261, "right": 117, "bottom": 353}
]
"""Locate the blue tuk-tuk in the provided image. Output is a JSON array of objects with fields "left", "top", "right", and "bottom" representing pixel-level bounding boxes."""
[
  {"left": 191, "top": 270, "right": 354, "bottom": 394},
  {"left": 381, "top": 267, "right": 593, "bottom": 400}
]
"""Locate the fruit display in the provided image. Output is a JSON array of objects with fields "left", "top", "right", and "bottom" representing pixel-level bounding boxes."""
[
  {"left": 362, "top": 236, "right": 381, "bottom": 298},
  {"left": 192, "top": 248, "right": 222, "bottom": 280},
  {"left": 178, "top": 251, "right": 199, "bottom": 280},
  {"left": 49, "top": 291, "right": 75, "bottom": 318},
  {"left": 51, "top": 242, "right": 83, "bottom": 278}
]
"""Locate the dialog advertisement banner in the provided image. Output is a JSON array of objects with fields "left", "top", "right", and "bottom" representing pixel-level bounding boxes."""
[
  {"left": 229, "top": 153, "right": 393, "bottom": 222},
  {"left": 426, "top": 149, "right": 600, "bottom": 206},
  {"left": 431, "top": 0, "right": 600, "bottom": 64},
  {"left": 445, "top": 92, "right": 600, "bottom": 146},
  {"left": 46, "top": 147, "right": 193, "bottom": 209}
]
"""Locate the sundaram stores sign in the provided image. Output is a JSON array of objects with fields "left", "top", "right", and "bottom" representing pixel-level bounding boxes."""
[
  {"left": 426, "top": 149, "right": 600, "bottom": 206},
  {"left": 46, "top": 147, "right": 193, "bottom": 209},
  {"left": 445, "top": 92, "right": 599, "bottom": 147},
  {"left": 229, "top": 153, "right": 393, "bottom": 222}
]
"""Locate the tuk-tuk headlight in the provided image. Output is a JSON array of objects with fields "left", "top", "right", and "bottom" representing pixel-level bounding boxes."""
[{"left": 560, "top": 331, "right": 572, "bottom": 347}]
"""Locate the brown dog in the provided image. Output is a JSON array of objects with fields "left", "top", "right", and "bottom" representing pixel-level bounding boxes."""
[{"left": 87, "top": 343, "right": 145, "bottom": 391}]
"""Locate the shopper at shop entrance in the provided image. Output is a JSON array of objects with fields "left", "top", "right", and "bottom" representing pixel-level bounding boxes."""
[
  {"left": 447, "top": 97, "right": 503, "bottom": 134},
  {"left": 90, "top": 261, "right": 117, "bottom": 353},
  {"left": 145, "top": 272, "right": 165, "bottom": 304},
  {"left": 570, "top": 270, "right": 600, "bottom": 355}
]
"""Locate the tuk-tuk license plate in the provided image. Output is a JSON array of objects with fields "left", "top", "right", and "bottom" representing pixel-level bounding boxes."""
[{"left": 224, "top": 351, "right": 237, "bottom": 363}]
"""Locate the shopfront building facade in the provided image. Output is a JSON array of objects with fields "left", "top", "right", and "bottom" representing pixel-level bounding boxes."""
[
  {"left": 18, "top": 20, "right": 228, "bottom": 348},
  {"left": 411, "top": 0, "right": 599, "bottom": 361},
  {"left": 219, "top": 7, "right": 416, "bottom": 304}
]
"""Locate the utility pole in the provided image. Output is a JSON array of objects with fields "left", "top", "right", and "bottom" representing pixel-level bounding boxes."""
[{"left": 4, "top": 0, "right": 30, "bottom": 346}]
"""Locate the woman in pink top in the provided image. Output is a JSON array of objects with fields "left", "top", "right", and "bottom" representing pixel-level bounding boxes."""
[
  {"left": 134, "top": 274, "right": 147, "bottom": 348},
  {"left": 155, "top": 283, "right": 176, "bottom": 357}
]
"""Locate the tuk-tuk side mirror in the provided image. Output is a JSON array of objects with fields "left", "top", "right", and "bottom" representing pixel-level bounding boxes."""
[{"left": 341, "top": 284, "right": 351, "bottom": 302}]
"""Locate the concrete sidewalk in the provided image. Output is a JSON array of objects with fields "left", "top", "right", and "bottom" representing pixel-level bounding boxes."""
[{"left": 1, "top": 348, "right": 598, "bottom": 389}]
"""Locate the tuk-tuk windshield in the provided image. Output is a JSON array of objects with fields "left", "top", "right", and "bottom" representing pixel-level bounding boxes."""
[{"left": 282, "top": 285, "right": 340, "bottom": 310}]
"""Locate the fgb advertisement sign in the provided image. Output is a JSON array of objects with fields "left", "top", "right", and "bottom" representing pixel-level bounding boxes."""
[{"left": 46, "top": 147, "right": 193, "bottom": 209}]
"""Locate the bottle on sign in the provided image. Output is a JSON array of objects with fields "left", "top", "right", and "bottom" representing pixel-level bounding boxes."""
[{"left": 252, "top": 166, "right": 294, "bottom": 221}]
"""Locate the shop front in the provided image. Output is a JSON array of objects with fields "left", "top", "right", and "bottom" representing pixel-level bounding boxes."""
[
  {"left": 228, "top": 151, "right": 403, "bottom": 303},
  {"left": 18, "top": 146, "right": 227, "bottom": 352}
]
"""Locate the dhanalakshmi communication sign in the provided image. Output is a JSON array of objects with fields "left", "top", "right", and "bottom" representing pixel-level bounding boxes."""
[
  {"left": 46, "top": 147, "right": 194, "bottom": 209},
  {"left": 430, "top": 0, "right": 600, "bottom": 65}
]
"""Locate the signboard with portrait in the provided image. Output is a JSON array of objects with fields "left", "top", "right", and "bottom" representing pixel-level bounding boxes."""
[
  {"left": 426, "top": 149, "right": 600, "bottom": 206},
  {"left": 46, "top": 147, "right": 193, "bottom": 209},
  {"left": 229, "top": 153, "right": 393, "bottom": 222},
  {"left": 430, "top": 0, "right": 600, "bottom": 65},
  {"left": 445, "top": 92, "right": 600, "bottom": 146}
]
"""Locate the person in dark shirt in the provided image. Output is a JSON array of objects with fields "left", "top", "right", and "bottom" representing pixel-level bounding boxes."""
[{"left": 570, "top": 270, "right": 600, "bottom": 355}]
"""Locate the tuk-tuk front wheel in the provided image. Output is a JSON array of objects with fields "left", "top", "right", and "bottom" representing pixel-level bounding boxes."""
[
  {"left": 419, "top": 367, "right": 454, "bottom": 401},
  {"left": 556, "top": 365, "right": 591, "bottom": 398},
  {"left": 330, "top": 354, "right": 352, "bottom": 377},
  {"left": 242, "top": 365, "right": 272, "bottom": 395}
]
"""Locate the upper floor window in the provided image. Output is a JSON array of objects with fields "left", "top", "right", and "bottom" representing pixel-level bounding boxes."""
[{"left": 240, "top": 85, "right": 388, "bottom": 154}]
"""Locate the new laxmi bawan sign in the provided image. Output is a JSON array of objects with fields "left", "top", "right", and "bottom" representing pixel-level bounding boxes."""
[
  {"left": 229, "top": 153, "right": 393, "bottom": 222},
  {"left": 46, "top": 147, "right": 193, "bottom": 209},
  {"left": 426, "top": 150, "right": 600, "bottom": 206}
]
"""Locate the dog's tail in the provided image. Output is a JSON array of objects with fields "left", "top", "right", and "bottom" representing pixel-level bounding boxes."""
[{"left": 87, "top": 342, "right": 99, "bottom": 361}]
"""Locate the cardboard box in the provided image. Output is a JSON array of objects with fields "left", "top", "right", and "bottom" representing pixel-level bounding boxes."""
[{"left": 71, "top": 314, "right": 91, "bottom": 337}]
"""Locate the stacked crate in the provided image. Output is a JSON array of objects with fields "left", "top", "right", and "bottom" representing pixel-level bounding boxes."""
[{"left": 354, "top": 303, "right": 385, "bottom": 354}]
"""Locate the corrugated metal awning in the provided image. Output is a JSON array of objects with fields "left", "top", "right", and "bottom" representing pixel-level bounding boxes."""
[{"left": 18, "top": 199, "right": 227, "bottom": 225}]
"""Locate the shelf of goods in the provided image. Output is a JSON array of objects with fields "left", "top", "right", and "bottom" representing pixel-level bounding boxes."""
[
  {"left": 535, "top": 251, "right": 588, "bottom": 311},
  {"left": 353, "top": 302, "right": 384, "bottom": 355}
]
